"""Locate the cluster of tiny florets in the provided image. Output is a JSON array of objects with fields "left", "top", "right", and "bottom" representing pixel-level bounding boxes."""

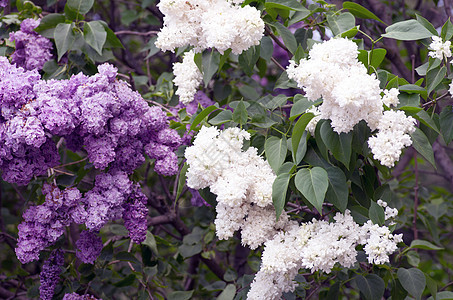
[
  {"left": 172, "top": 50, "right": 203, "bottom": 104},
  {"left": 0, "top": 58, "right": 180, "bottom": 186},
  {"left": 156, "top": 0, "right": 263, "bottom": 55},
  {"left": 75, "top": 231, "right": 103, "bottom": 264},
  {"left": 368, "top": 110, "right": 416, "bottom": 167},
  {"left": 185, "top": 126, "right": 286, "bottom": 248},
  {"left": 247, "top": 210, "right": 403, "bottom": 300},
  {"left": 63, "top": 293, "right": 102, "bottom": 300},
  {"left": 39, "top": 249, "right": 64, "bottom": 300},
  {"left": 9, "top": 18, "right": 53, "bottom": 71},
  {"left": 429, "top": 36, "right": 452, "bottom": 60},
  {"left": 287, "top": 38, "right": 383, "bottom": 133}
]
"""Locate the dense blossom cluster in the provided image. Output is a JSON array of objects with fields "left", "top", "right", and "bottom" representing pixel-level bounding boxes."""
[
  {"left": 185, "top": 126, "right": 286, "bottom": 248},
  {"left": 247, "top": 209, "right": 402, "bottom": 300},
  {"left": 368, "top": 110, "right": 416, "bottom": 167},
  {"left": 156, "top": 0, "right": 264, "bottom": 55},
  {"left": 173, "top": 50, "right": 203, "bottom": 104},
  {"left": 63, "top": 293, "right": 102, "bottom": 300},
  {"left": 15, "top": 184, "right": 84, "bottom": 263},
  {"left": 76, "top": 231, "right": 103, "bottom": 264},
  {"left": 382, "top": 88, "right": 400, "bottom": 107},
  {"left": 9, "top": 18, "right": 53, "bottom": 71},
  {"left": 39, "top": 250, "right": 64, "bottom": 300},
  {"left": 0, "top": 59, "right": 180, "bottom": 185},
  {"left": 122, "top": 185, "right": 149, "bottom": 243},
  {"left": 287, "top": 38, "right": 383, "bottom": 133},
  {"left": 429, "top": 36, "right": 452, "bottom": 60},
  {"left": 0, "top": 0, "right": 7, "bottom": 7}
]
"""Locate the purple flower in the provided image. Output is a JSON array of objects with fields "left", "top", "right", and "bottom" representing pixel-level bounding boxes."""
[
  {"left": 9, "top": 18, "right": 53, "bottom": 71},
  {"left": 76, "top": 231, "right": 103, "bottom": 264},
  {"left": 63, "top": 293, "right": 102, "bottom": 300},
  {"left": 189, "top": 188, "right": 210, "bottom": 207},
  {"left": 39, "top": 249, "right": 64, "bottom": 300},
  {"left": 123, "top": 185, "right": 148, "bottom": 243}
]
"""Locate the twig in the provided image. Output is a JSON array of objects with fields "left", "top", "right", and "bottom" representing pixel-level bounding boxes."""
[
  {"left": 271, "top": 57, "right": 286, "bottom": 71},
  {"left": 413, "top": 151, "right": 419, "bottom": 240},
  {"left": 115, "top": 30, "right": 159, "bottom": 36},
  {"left": 265, "top": 25, "right": 292, "bottom": 57}
]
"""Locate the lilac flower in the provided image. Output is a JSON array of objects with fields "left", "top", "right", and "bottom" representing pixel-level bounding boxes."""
[
  {"left": 63, "top": 293, "right": 102, "bottom": 300},
  {"left": 189, "top": 188, "right": 210, "bottom": 207},
  {"left": 9, "top": 18, "right": 53, "bottom": 71},
  {"left": 123, "top": 185, "right": 148, "bottom": 243},
  {"left": 39, "top": 249, "right": 64, "bottom": 300},
  {"left": 76, "top": 231, "right": 103, "bottom": 264},
  {"left": 0, "top": 0, "right": 8, "bottom": 8}
]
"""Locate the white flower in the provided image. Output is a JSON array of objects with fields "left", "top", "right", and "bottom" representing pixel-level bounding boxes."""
[
  {"left": 185, "top": 126, "right": 280, "bottom": 248},
  {"left": 156, "top": 0, "right": 264, "bottom": 55},
  {"left": 368, "top": 110, "right": 416, "bottom": 167},
  {"left": 429, "top": 36, "right": 452, "bottom": 60},
  {"left": 287, "top": 38, "right": 383, "bottom": 133},
  {"left": 172, "top": 50, "right": 203, "bottom": 104},
  {"left": 382, "top": 88, "right": 400, "bottom": 107}
]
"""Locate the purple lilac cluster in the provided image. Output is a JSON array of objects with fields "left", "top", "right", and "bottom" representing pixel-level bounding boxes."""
[
  {"left": 0, "top": 0, "right": 7, "bottom": 8},
  {"left": 75, "top": 231, "right": 103, "bottom": 264},
  {"left": 39, "top": 249, "right": 64, "bottom": 300},
  {"left": 122, "top": 185, "right": 148, "bottom": 243},
  {"left": 0, "top": 59, "right": 181, "bottom": 185},
  {"left": 0, "top": 57, "right": 59, "bottom": 185},
  {"left": 9, "top": 18, "right": 53, "bottom": 71},
  {"left": 15, "top": 184, "right": 84, "bottom": 264},
  {"left": 63, "top": 293, "right": 102, "bottom": 300}
]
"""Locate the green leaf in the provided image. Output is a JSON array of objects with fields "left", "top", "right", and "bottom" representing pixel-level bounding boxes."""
[
  {"left": 397, "top": 268, "right": 426, "bottom": 300},
  {"left": 34, "top": 13, "right": 65, "bottom": 37},
  {"left": 289, "top": 96, "right": 320, "bottom": 120},
  {"left": 440, "top": 106, "right": 453, "bottom": 144},
  {"left": 142, "top": 36, "right": 160, "bottom": 59},
  {"left": 325, "top": 166, "right": 348, "bottom": 212},
  {"left": 382, "top": 19, "right": 433, "bottom": 40},
  {"left": 369, "top": 201, "right": 385, "bottom": 226},
  {"left": 410, "top": 127, "right": 436, "bottom": 169},
  {"left": 265, "top": 136, "right": 288, "bottom": 172},
  {"left": 319, "top": 121, "right": 352, "bottom": 168},
  {"left": 238, "top": 45, "right": 260, "bottom": 76},
  {"left": 415, "top": 110, "right": 440, "bottom": 133},
  {"left": 83, "top": 21, "right": 107, "bottom": 55},
  {"left": 232, "top": 100, "right": 248, "bottom": 125},
  {"left": 342, "top": 2, "right": 385, "bottom": 24},
  {"left": 115, "top": 251, "right": 141, "bottom": 264},
  {"left": 54, "top": 23, "right": 77, "bottom": 61},
  {"left": 273, "top": 22, "right": 298, "bottom": 54},
  {"left": 250, "top": 114, "right": 278, "bottom": 128},
  {"left": 260, "top": 36, "right": 274, "bottom": 61},
  {"left": 209, "top": 110, "right": 233, "bottom": 125},
  {"left": 399, "top": 84, "right": 428, "bottom": 99},
  {"left": 217, "top": 284, "right": 236, "bottom": 300},
  {"left": 408, "top": 240, "right": 444, "bottom": 251},
  {"left": 357, "top": 49, "right": 387, "bottom": 70},
  {"left": 294, "top": 167, "right": 328, "bottom": 214},
  {"left": 427, "top": 65, "right": 447, "bottom": 94},
  {"left": 265, "top": 0, "right": 309, "bottom": 11},
  {"left": 327, "top": 12, "right": 356, "bottom": 36},
  {"left": 260, "top": 94, "right": 288, "bottom": 110},
  {"left": 202, "top": 51, "right": 221, "bottom": 87},
  {"left": 143, "top": 231, "right": 159, "bottom": 255},
  {"left": 168, "top": 290, "right": 194, "bottom": 300},
  {"left": 441, "top": 19, "right": 453, "bottom": 41},
  {"left": 291, "top": 112, "right": 314, "bottom": 162},
  {"left": 428, "top": 291, "right": 453, "bottom": 300},
  {"left": 66, "top": 0, "right": 94, "bottom": 14},
  {"left": 416, "top": 14, "right": 438, "bottom": 36},
  {"left": 189, "top": 105, "right": 218, "bottom": 131},
  {"left": 176, "top": 163, "right": 188, "bottom": 200},
  {"left": 98, "top": 21, "right": 123, "bottom": 49},
  {"left": 355, "top": 274, "right": 385, "bottom": 300},
  {"left": 272, "top": 173, "right": 290, "bottom": 220},
  {"left": 114, "top": 274, "right": 136, "bottom": 287}
]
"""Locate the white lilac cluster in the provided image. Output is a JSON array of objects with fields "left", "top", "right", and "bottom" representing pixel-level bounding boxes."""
[
  {"left": 173, "top": 50, "right": 203, "bottom": 104},
  {"left": 368, "top": 110, "right": 416, "bottom": 167},
  {"left": 247, "top": 209, "right": 403, "bottom": 300},
  {"left": 156, "top": 0, "right": 264, "bottom": 55},
  {"left": 185, "top": 126, "right": 288, "bottom": 249},
  {"left": 428, "top": 36, "right": 452, "bottom": 60},
  {"left": 382, "top": 88, "right": 400, "bottom": 107},
  {"left": 305, "top": 106, "right": 321, "bottom": 136},
  {"left": 287, "top": 38, "right": 383, "bottom": 133}
]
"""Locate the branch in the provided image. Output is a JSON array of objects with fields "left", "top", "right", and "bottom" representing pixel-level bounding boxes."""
[{"left": 115, "top": 30, "right": 159, "bottom": 36}]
